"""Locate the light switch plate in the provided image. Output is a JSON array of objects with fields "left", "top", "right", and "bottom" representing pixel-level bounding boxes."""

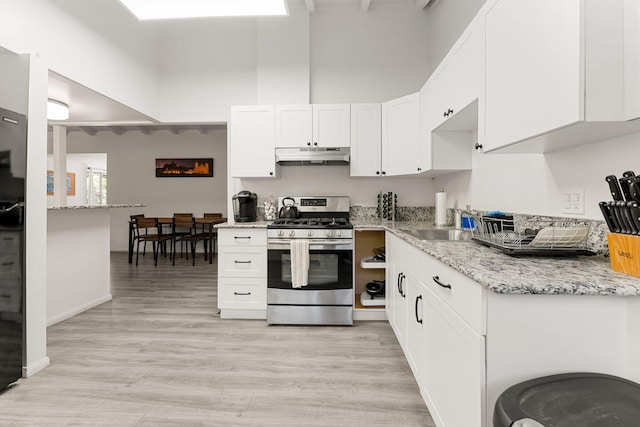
[{"left": 562, "top": 189, "right": 585, "bottom": 214}]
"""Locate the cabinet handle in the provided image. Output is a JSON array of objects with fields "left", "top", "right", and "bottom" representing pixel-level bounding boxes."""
[
  {"left": 234, "top": 236, "right": 251, "bottom": 239},
  {"left": 432, "top": 275, "right": 451, "bottom": 290},
  {"left": 399, "top": 273, "right": 406, "bottom": 298},
  {"left": 381, "top": 171, "right": 386, "bottom": 175},
  {"left": 234, "top": 292, "right": 252, "bottom": 296},
  {"left": 475, "top": 143, "right": 483, "bottom": 151},
  {"left": 307, "top": 142, "right": 311, "bottom": 146},
  {"left": 397, "top": 272, "right": 403, "bottom": 297},
  {"left": 376, "top": 171, "right": 380, "bottom": 175},
  {"left": 417, "top": 167, "right": 421, "bottom": 172},
  {"left": 269, "top": 171, "right": 274, "bottom": 176},
  {"left": 415, "top": 295, "right": 423, "bottom": 324},
  {"left": 313, "top": 142, "right": 318, "bottom": 146},
  {"left": 234, "top": 260, "right": 252, "bottom": 264},
  {"left": 443, "top": 110, "right": 448, "bottom": 117},
  {"left": 1, "top": 294, "right": 10, "bottom": 298}
]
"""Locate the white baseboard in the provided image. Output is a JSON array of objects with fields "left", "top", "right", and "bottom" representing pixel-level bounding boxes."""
[
  {"left": 220, "top": 309, "right": 266, "bottom": 319},
  {"left": 46, "top": 294, "right": 113, "bottom": 326},
  {"left": 23, "top": 356, "right": 51, "bottom": 377}
]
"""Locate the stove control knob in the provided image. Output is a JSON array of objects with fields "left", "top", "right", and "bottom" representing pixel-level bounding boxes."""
[
  {"left": 288, "top": 230, "right": 295, "bottom": 237},
  {"left": 307, "top": 231, "right": 313, "bottom": 237},
  {"left": 278, "top": 230, "right": 284, "bottom": 237},
  {"left": 337, "top": 231, "right": 342, "bottom": 237},
  {"left": 326, "top": 230, "right": 332, "bottom": 237}
]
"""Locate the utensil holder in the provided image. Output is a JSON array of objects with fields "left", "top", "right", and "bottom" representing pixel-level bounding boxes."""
[{"left": 608, "top": 233, "right": 640, "bottom": 278}]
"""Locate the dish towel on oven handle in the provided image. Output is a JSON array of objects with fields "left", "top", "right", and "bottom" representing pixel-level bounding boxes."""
[{"left": 290, "top": 239, "right": 310, "bottom": 288}]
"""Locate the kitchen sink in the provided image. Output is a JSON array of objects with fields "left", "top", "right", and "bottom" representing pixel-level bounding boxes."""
[{"left": 399, "top": 228, "right": 472, "bottom": 241}]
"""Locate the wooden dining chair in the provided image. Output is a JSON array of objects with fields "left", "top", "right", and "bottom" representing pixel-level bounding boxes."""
[
  {"left": 172, "top": 216, "right": 210, "bottom": 266},
  {"left": 200, "top": 212, "right": 224, "bottom": 262},
  {"left": 134, "top": 217, "right": 172, "bottom": 266},
  {"left": 172, "top": 213, "right": 194, "bottom": 259}
]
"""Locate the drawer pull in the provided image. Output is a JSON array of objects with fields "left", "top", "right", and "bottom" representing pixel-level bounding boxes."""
[
  {"left": 415, "top": 295, "right": 423, "bottom": 324},
  {"left": 234, "top": 260, "right": 252, "bottom": 264},
  {"left": 432, "top": 275, "right": 452, "bottom": 290},
  {"left": 234, "top": 236, "right": 251, "bottom": 239},
  {"left": 1, "top": 294, "right": 11, "bottom": 298},
  {"left": 234, "top": 292, "right": 252, "bottom": 296}
]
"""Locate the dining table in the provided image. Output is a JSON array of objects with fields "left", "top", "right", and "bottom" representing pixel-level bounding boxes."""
[{"left": 128, "top": 216, "right": 227, "bottom": 264}]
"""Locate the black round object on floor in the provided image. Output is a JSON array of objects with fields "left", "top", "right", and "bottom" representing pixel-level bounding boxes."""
[{"left": 493, "top": 373, "right": 640, "bottom": 427}]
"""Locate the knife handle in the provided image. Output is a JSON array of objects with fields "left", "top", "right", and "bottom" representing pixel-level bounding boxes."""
[
  {"left": 628, "top": 201, "right": 640, "bottom": 235},
  {"left": 599, "top": 202, "right": 616, "bottom": 232},
  {"left": 629, "top": 179, "right": 640, "bottom": 203},
  {"left": 617, "top": 201, "right": 634, "bottom": 234},
  {"left": 608, "top": 201, "right": 622, "bottom": 233},
  {"left": 620, "top": 177, "right": 633, "bottom": 202},
  {"left": 606, "top": 175, "right": 624, "bottom": 201},
  {"left": 623, "top": 170, "right": 636, "bottom": 178}
]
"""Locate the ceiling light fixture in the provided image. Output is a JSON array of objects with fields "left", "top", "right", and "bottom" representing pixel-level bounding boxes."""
[
  {"left": 118, "top": 0, "right": 289, "bottom": 20},
  {"left": 47, "top": 100, "right": 70, "bottom": 121}
]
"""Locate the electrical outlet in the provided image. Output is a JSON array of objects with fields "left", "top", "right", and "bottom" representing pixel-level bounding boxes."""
[{"left": 562, "top": 189, "right": 585, "bottom": 214}]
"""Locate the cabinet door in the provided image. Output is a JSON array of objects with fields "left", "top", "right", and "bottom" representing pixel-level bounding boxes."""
[
  {"left": 229, "top": 106, "right": 277, "bottom": 178},
  {"left": 350, "top": 103, "right": 382, "bottom": 177},
  {"left": 388, "top": 263, "right": 408, "bottom": 349},
  {"left": 453, "top": 27, "right": 482, "bottom": 113},
  {"left": 484, "top": 0, "right": 583, "bottom": 151},
  {"left": 275, "top": 105, "right": 312, "bottom": 147},
  {"left": 422, "top": 286, "right": 485, "bottom": 427},
  {"left": 313, "top": 104, "right": 351, "bottom": 147},
  {"left": 405, "top": 272, "right": 425, "bottom": 380},
  {"left": 427, "top": 62, "right": 454, "bottom": 131},
  {"left": 625, "top": 0, "right": 640, "bottom": 120},
  {"left": 381, "top": 92, "right": 423, "bottom": 176}
]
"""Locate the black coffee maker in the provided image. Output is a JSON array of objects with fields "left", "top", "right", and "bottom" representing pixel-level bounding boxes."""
[{"left": 232, "top": 191, "right": 258, "bottom": 222}]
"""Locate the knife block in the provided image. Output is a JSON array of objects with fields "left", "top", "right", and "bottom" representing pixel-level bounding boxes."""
[{"left": 608, "top": 233, "right": 640, "bottom": 278}]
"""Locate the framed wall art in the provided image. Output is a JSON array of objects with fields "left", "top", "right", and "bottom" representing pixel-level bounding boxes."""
[
  {"left": 155, "top": 158, "right": 214, "bottom": 177},
  {"left": 47, "top": 170, "right": 76, "bottom": 196}
]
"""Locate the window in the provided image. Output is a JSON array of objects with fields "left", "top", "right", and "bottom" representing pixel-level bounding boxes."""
[{"left": 87, "top": 168, "right": 107, "bottom": 205}]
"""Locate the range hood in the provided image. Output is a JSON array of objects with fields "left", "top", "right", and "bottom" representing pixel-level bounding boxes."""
[{"left": 275, "top": 147, "right": 350, "bottom": 166}]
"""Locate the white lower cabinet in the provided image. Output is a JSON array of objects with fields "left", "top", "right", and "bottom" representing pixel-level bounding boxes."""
[
  {"left": 421, "top": 285, "right": 485, "bottom": 427},
  {"left": 217, "top": 229, "right": 267, "bottom": 319}
]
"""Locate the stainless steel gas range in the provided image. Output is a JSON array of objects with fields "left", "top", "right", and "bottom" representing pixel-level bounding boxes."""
[{"left": 267, "top": 196, "right": 353, "bottom": 326}]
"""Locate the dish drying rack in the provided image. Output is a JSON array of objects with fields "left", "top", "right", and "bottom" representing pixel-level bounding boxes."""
[{"left": 470, "top": 216, "right": 596, "bottom": 257}]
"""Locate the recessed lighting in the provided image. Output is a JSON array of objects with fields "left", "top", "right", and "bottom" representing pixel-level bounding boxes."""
[
  {"left": 118, "top": 0, "right": 289, "bottom": 20},
  {"left": 47, "top": 100, "right": 70, "bottom": 121}
]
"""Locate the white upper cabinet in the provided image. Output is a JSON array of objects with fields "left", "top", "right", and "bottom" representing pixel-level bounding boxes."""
[
  {"left": 382, "top": 92, "right": 424, "bottom": 176},
  {"left": 275, "top": 104, "right": 350, "bottom": 148},
  {"left": 350, "top": 104, "right": 382, "bottom": 177},
  {"left": 625, "top": 0, "right": 640, "bottom": 120},
  {"left": 275, "top": 105, "right": 312, "bottom": 148},
  {"left": 428, "top": 25, "right": 482, "bottom": 132},
  {"left": 229, "top": 105, "right": 277, "bottom": 178},
  {"left": 483, "top": 0, "right": 630, "bottom": 153}
]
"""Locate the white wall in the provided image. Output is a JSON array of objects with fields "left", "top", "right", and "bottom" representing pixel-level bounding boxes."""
[
  {"left": 310, "top": 5, "right": 430, "bottom": 103},
  {"left": 46, "top": 153, "right": 107, "bottom": 207},
  {"left": 0, "top": 0, "right": 161, "bottom": 119},
  {"left": 65, "top": 129, "right": 228, "bottom": 251},
  {"left": 427, "top": 0, "right": 486, "bottom": 76},
  {"left": 232, "top": 167, "right": 435, "bottom": 218},
  {"left": 435, "top": 131, "right": 640, "bottom": 219},
  {"left": 47, "top": 209, "right": 111, "bottom": 325}
]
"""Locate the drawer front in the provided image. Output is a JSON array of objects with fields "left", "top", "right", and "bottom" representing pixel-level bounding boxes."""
[
  {"left": 218, "top": 229, "right": 267, "bottom": 247},
  {"left": 219, "top": 277, "right": 267, "bottom": 309},
  {"left": 0, "top": 232, "right": 20, "bottom": 254},
  {"left": 219, "top": 248, "right": 267, "bottom": 277},
  {"left": 0, "top": 283, "right": 22, "bottom": 313},
  {"left": 422, "top": 256, "right": 486, "bottom": 334}
]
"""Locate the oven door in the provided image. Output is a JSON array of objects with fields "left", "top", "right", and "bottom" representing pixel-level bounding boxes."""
[{"left": 267, "top": 239, "right": 353, "bottom": 291}]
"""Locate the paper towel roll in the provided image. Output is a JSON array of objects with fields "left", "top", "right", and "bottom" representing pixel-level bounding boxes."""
[{"left": 435, "top": 191, "right": 447, "bottom": 226}]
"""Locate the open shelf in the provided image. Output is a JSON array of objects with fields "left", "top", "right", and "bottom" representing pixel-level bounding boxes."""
[
  {"left": 359, "top": 291, "right": 385, "bottom": 307},
  {"left": 355, "top": 229, "right": 386, "bottom": 311}
]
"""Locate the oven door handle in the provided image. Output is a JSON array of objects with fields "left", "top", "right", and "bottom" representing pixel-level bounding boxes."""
[{"left": 267, "top": 240, "right": 352, "bottom": 250}]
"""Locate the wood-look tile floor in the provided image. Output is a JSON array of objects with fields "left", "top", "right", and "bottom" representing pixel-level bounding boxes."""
[{"left": 0, "top": 252, "right": 434, "bottom": 426}]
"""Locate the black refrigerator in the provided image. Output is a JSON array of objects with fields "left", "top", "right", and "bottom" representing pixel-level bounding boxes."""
[{"left": 0, "top": 107, "right": 26, "bottom": 390}]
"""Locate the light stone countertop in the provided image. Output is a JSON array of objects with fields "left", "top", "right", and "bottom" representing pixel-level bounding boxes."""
[
  {"left": 48, "top": 203, "right": 146, "bottom": 210},
  {"left": 217, "top": 218, "right": 640, "bottom": 296},
  {"left": 353, "top": 219, "right": 640, "bottom": 296}
]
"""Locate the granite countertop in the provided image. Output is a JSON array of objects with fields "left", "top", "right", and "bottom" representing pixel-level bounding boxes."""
[
  {"left": 216, "top": 220, "right": 272, "bottom": 229},
  {"left": 353, "top": 219, "right": 640, "bottom": 296},
  {"left": 48, "top": 203, "right": 146, "bottom": 210}
]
